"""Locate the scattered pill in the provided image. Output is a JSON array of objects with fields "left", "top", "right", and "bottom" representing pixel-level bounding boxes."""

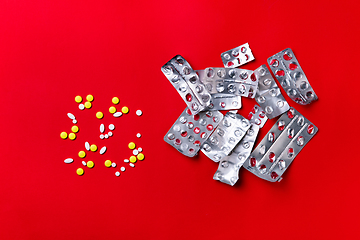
[
  {"left": 136, "top": 110, "right": 143, "bottom": 116},
  {"left": 78, "top": 151, "right": 86, "bottom": 158},
  {"left": 111, "top": 162, "right": 117, "bottom": 168},
  {"left": 121, "top": 106, "right": 129, "bottom": 114},
  {"left": 121, "top": 167, "right": 126, "bottom": 171},
  {"left": 72, "top": 119, "right": 77, "bottom": 124},
  {"left": 84, "top": 101, "right": 92, "bottom": 109},
  {"left": 87, "top": 161, "right": 94, "bottom": 168},
  {"left": 138, "top": 147, "right": 143, "bottom": 152},
  {"left": 60, "top": 132, "right": 68, "bottom": 139},
  {"left": 90, "top": 144, "right": 97, "bottom": 152},
  {"left": 100, "top": 134, "right": 105, "bottom": 139},
  {"left": 137, "top": 153, "right": 145, "bottom": 161},
  {"left": 108, "top": 131, "right": 113, "bottom": 137},
  {"left": 113, "top": 112, "right": 122, "bottom": 117},
  {"left": 109, "top": 124, "right": 115, "bottom": 130},
  {"left": 104, "top": 160, "right": 112, "bottom": 167},
  {"left": 82, "top": 161, "right": 87, "bottom": 166},
  {"left": 100, "top": 124, "right": 105, "bottom": 133},
  {"left": 105, "top": 134, "right": 109, "bottom": 139},
  {"left": 112, "top": 97, "right": 119, "bottom": 104},
  {"left": 136, "top": 133, "right": 141, "bottom": 138},
  {"left": 76, "top": 168, "right": 84, "bottom": 176},
  {"left": 79, "top": 104, "right": 85, "bottom": 110},
  {"left": 67, "top": 113, "right": 76, "bottom": 120},
  {"left": 109, "top": 106, "right": 117, "bottom": 114},
  {"left": 85, "top": 142, "right": 90, "bottom": 151},
  {"left": 124, "top": 159, "right": 129, "bottom": 163},
  {"left": 129, "top": 163, "right": 135, "bottom": 167},
  {"left": 86, "top": 94, "right": 94, "bottom": 102},
  {"left": 133, "top": 149, "right": 139, "bottom": 155},
  {"left": 115, "top": 171, "right": 120, "bottom": 177},
  {"left": 100, "top": 146, "right": 107, "bottom": 155},
  {"left": 71, "top": 125, "right": 79, "bottom": 133},
  {"left": 96, "top": 111, "right": 103, "bottom": 119},
  {"left": 64, "top": 158, "right": 73, "bottom": 164},
  {"left": 129, "top": 156, "right": 137, "bottom": 163},
  {"left": 69, "top": 133, "right": 76, "bottom": 140},
  {"left": 128, "top": 142, "right": 136, "bottom": 149},
  {"left": 75, "top": 96, "right": 82, "bottom": 103}
]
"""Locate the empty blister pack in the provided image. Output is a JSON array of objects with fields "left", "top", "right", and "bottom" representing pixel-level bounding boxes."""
[
  {"left": 268, "top": 48, "right": 318, "bottom": 105},
  {"left": 204, "top": 94, "right": 242, "bottom": 110},
  {"left": 220, "top": 43, "right": 255, "bottom": 68},
  {"left": 243, "top": 107, "right": 318, "bottom": 182},
  {"left": 247, "top": 104, "right": 268, "bottom": 128},
  {"left": 164, "top": 108, "right": 224, "bottom": 157},
  {"left": 196, "top": 68, "right": 258, "bottom": 98},
  {"left": 201, "top": 111, "right": 251, "bottom": 162},
  {"left": 254, "top": 65, "right": 290, "bottom": 119},
  {"left": 161, "top": 55, "right": 211, "bottom": 115},
  {"left": 214, "top": 124, "right": 260, "bottom": 186}
]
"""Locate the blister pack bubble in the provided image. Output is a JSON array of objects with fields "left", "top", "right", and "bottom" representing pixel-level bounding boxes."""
[
  {"left": 247, "top": 104, "right": 268, "bottom": 128},
  {"left": 204, "top": 94, "right": 242, "bottom": 110},
  {"left": 220, "top": 43, "right": 255, "bottom": 68},
  {"left": 201, "top": 111, "right": 251, "bottom": 162},
  {"left": 268, "top": 48, "right": 318, "bottom": 105},
  {"left": 196, "top": 68, "right": 258, "bottom": 98},
  {"left": 214, "top": 124, "right": 260, "bottom": 186},
  {"left": 243, "top": 107, "right": 318, "bottom": 182},
  {"left": 164, "top": 108, "right": 224, "bottom": 157},
  {"left": 254, "top": 64, "right": 290, "bottom": 119},
  {"left": 161, "top": 55, "right": 212, "bottom": 115}
]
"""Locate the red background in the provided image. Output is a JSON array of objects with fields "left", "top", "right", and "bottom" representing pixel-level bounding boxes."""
[{"left": 0, "top": 0, "right": 359, "bottom": 239}]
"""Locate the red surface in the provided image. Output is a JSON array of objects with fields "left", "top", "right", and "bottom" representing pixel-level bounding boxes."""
[{"left": 0, "top": 0, "right": 359, "bottom": 239}]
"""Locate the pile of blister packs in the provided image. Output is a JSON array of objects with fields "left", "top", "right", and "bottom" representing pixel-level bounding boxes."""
[{"left": 162, "top": 43, "right": 318, "bottom": 186}]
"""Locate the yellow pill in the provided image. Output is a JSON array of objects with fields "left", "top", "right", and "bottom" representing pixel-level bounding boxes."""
[
  {"left": 104, "top": 160, "right": 112, "bottom": 167},
  {"left": 84, "top": 101, "right": 92, "bottom": 109},
  {"left": 121, "top": 106, "right": 129, "bottom": 114},
  {"left": 137, "top": 153, "right": 145, "bottom": 161},
  {"left": 71, "top": 125, "right": 79, "bottom": 133},
  {"left": 90, "top": 144, "right": 97, "bottom": 152},
  {"left": 96, "top": 111, "right": 103, "bottom": 119},
  {"left": 128, "top": 142, "right": 136, "bottom": 149},
  {"left": 112, "top": 97, "right": 119, "bottom": 104},
  {"left": 86, "top": 94, "right": 94, "bottom": 102},
  {"left": 69, "top": 132, "right": 76, "bottom": 140},
  {"left": 129, "top": 156, "right": 137, "bottom": 163},
  {"left": 87, "top": 161, "right": 94, "bottom": 168},
  {"left": 75, "top": 95, "right": 82, "bottom": 103},
  {"left": 76, "top": 168, "right": 84, "bottom": 176},
  {"left": 78, "top": 151, "right": 86, "bottom": 158},
  {"left": 109, "top": 106, "right": 117, "bottom": 114},
  {"left": 60, "top": 132, "right": 68, "bottom": 139}
]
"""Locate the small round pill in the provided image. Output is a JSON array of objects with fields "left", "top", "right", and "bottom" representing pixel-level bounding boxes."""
[
  {"left": 136, "top": 110, "right": 142, "bottom": 116},
  {"left": 100, "top": 134, "right": 105, "bottom": 139},
  {"left": 138, "top": 147, "right": 143, "bottom": 152},
  {"left": 115, "top": 171, "right": 120, "bottom": 177},
  {"left": 113, "top": 112, "right": 122, "bottom": 117},
  {"left": 128, "top": 142, "right": 136, "bottom": 149},
  {"left": 112, "top": 97, "right": 119, "bottom": 104},
  {"left": 76, "top": 168, "right": 84, "bottom": 176},
  {"left": 108, "top": 131, "right": 113, "bottom": 137},
  {"left": 90, "top": 144, "right": 97, "bottom": 152},
  {"left": 129, "top": 163, "right": 135, "bottom": 168},
  {"left": 111, "top": 162, "right": 117, "bottom": 168},
  {"left": 109, "top": 106, "right": 117, "bottom": 114},
  {"left": 133, "top": 149, "right": 139, "bottom": 155},
  {"left": 60, "top": 132, "right": 68, "bottom": 139},
  {"left": 121, "top": 167, "right": 125, "bottom": 171},
  {"left": 105, "top": 134, "right": 109, "bottom": 139},
  {"left": 86, "top": 94, "right": 94, "bottom": 102},
  {"left": 84, "top": 101, "right": 92, "bottom": 109},
  {"left": 82, "top": 161, "right": 87, "bottom": 166},
  {"left": 124, "top": 159, "right": 129, "bottom": 163},
  {"left": 129, "top": 156, "right": 137, "bottom": 163},
  {"left": 79, "top": 104, "right": 85, "bottom": 110},
  {"left": 121, "top": 106, "right": 129, "bottom": 114},
  {"left": 72, "top": 119, "right": 77, "bottom": 124},
  {"left": 69, "top": 133, "right": 76, "bottom": 140},
  {"left": 109, "top": 124, "right": 115, "bottom": 130},
  {"left": 71, "top": 125, "right": 79, "bottom": 133},
  {"left": 137, "top": 153, "right": 145, "bottom": 161},
  {"left": 136, "top": 133, "right": 141, "bottom": 138},
  {"left": 78, "top": 151, "right": 86, "bottom": 158},
  {"left": 87, "top": 161, "right": 94, "bottom": 168},
  {"left": 104, "top": 160, "right": 112, "bottom": 167},
  {"left": 75, "top": 96, "right": 82, "bottom": 103},
  {"left": 96, "top": 111, "right": 103, "bottom": 119}
]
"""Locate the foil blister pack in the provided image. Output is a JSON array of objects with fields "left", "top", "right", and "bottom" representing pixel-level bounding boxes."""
[
  {"left": 247, "top": 104, "right": 268, "bottom": 128},
  {"left": 204, "top": 94, "right": 242, "bottom": 111},
  {"left": 268, "top": 48, "right": 318, "bottom": 105},
  {"left": 243, "top": 108, "right": 318, "bottom": 182},
  {"left": 220, "top": 43, "right": 255, "bottom": 68}
]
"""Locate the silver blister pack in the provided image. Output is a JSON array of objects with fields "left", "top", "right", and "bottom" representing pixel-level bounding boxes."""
[
  {"left": 213, "top": 124, "right": 260, "bottom": 186},
  {"left": 267, "top": 48, "right": 318, "bottom": 105},
  {"left": 201, "top": 111, "right": 251, "bottom": 162},
  {"left": 204, "top": 94, "right": 242, "bottom": 111},
  {"left": 243, "top": 107, "right": 318, "bottom": 182},
  {"left": 196, "top": 68, "right": 258, "bottom": 98},
  {"left": 164, "top": 108, "right": 224, "bottom": 157},
  {"left": 254, "top": 64, "right": 290, "bottom": 119},
  {"left": 161, "top": 55, "right": 212, "bottom": 115},
  {"left": 220, "top": 43, "right": 255, "bottom": 68},
  {"left": 247, "top": 104, "right": 268, "bottom": 128}
]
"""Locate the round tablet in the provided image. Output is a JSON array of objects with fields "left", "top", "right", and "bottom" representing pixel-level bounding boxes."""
[
  {"left": 121, "top": 106, "right": 129, "bottom": 114},
  {"left": 104, "top": 134, "right": 109, "bottom": 139},
  {"left": 96, "top": 111, "right": 103, "bottom": 119},
  {"left": 115, "top": 171, "right": 120, "bottom": 177},
  {"left": 100, "top": 134, "right": 105, "bottom": 139},
  {"left": 72, "top": 119, "right": 77, "bottom": 124},
  {"left": 87, "top": 161, "right": 94, "bottom": 168},
  {"left": 111, "top": 162, "right": 117, "bottom": 168},
  {"left": 71, "top": 125, "right": 79, "bottom": 133},
  {"left": 86, "top": 94, "right": 94, "bottom": 102},
  {"left": 121, "top": 167, "right": 126, "bottom": 171},
  {"left": 109, "top": 124, "right": 115, "bottom": 130},
  {"left": 136, "top": 133, "right": 141, "bottom": 138},
  {"left": 69, "top": 133, "right": 76, "bottom": 140},
  {"left": 78, "top": 151, "right": 86, "bottom": 158},
  {"left": 138, "top": 147, "right": 143, "bottom": 152},
  {"left": 129, "top": 156, "right": 137, "bottom": 163},
  {"left": 60, "top": 132, "right": 68, "bottom": 139},
  {"left": 75, "top": 96, "right": 82, "bottom": 103},
  {"left": 84, "top": 101, "right": 92, "bottom": 109},
  {"left": 79, "top": 104, "right": 85, "bottom": 110},
  {"left": 108, "top": 131, "right": 113, "bottom": 137},
  {"left": 112, "top": 97, "right": 119, "bottom": 104},
  {"left": 90, "top": 144, "right": 97, "bottom": 152},
  {"left": 133, "top": 149, "right": 139, "bottom": 155},
  {"left": 104, "top": 160, "right": 112, "bottom": 167},
  {"left": 109, "top": 106, "right": 117, "bottom": 114},
  {"left": 76, "top": 168, "right": 84, "bottom": 176},
  {"left": 137, "top": 153, "right": 145, "bottom": 161},
  {"left": 128, "top": 142, "right": 136, "bottom": 149},
  {"left": 136, "top": 110, "right": 142, "bottom": 116}
]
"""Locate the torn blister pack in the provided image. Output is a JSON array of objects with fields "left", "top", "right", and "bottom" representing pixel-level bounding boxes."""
[
  {"left": 214, "top": 124, "right": 260, "bottom": 186},
  {"left": 164, "top": 108, "right": 224, "bottom": 157},
  {"left": 196, "top": 68, "right": 258, "bottom": 98},
  {"left": 161, "top": 55, "right": 212, "bottom": 115},
  {"left": 247, "top": 104, "right": 268, "bottom": 128},
  {"left": 254, "top": 64, "right": 290, "bottom": 119},
  {"left": 267, "top": 48, "right": 318, "bottom": 105},
  {"left": 204, "top": 94, "right": 242, "bottom": 111},
  {"left": 220, "top": 43, "right": 255, "bottom": 68},
  {"left": 201, "top": 111, "right": 251, "bottom": 162},
  {"left": 243, "top": 107, "right": 318, "bottom": 182}
]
